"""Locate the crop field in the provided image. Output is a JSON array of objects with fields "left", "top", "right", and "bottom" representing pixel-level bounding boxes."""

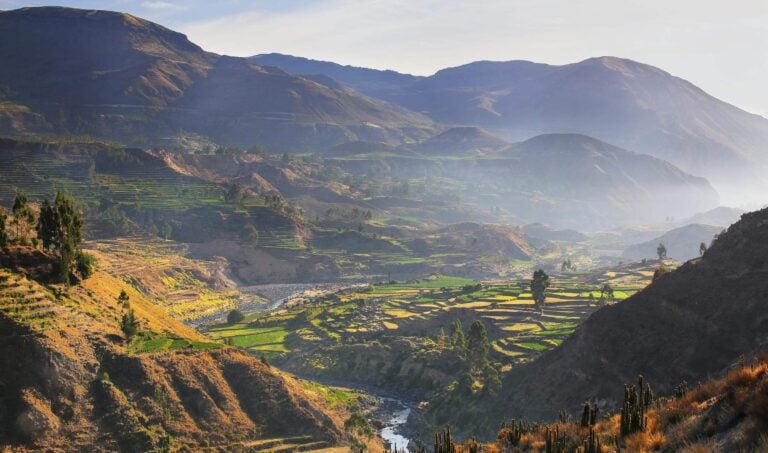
[
  {"left": 127, "top": 335, "right": 221, "bottom": 354},
  {"left": 204, "top": 264, "right": 658, "bottom": 366},
  {"left": 88, "top": 236, "right": 267, "bottom": 323}
]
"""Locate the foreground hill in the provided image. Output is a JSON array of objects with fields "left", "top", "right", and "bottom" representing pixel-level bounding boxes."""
[
  {"left": 0, "top": 7, "right": 433, "bottom": 150},
  {"left": 0, "top": 247, "right": 349, "bottom": 450},
  {"left": 622, "top": 223, "right": 723, "bottom": 261},
  {"left": 261, "top": 55, "right": 768, "bottom": 201}
]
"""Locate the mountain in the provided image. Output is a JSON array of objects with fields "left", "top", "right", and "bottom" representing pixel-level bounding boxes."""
[
  {"left": 262, "top": 55, "right": 768, "bottom": 201},
  {"left": 403, "top": 58, "right": 768, "bottom": 201},
  {"left": 0, "top": 7, "right": 434, "bottom": 150},
  {"left": 0, "top": 246, "right": 348, "bottom": 450},
  {"left": 622, "top": 223, "right": 723, "bottom": 261},
  {"left": 490, "top": 134, "right": 719, "bottom": 228},
  {"left": 251, "top": 53, "right": 420, "bottom": 100}
]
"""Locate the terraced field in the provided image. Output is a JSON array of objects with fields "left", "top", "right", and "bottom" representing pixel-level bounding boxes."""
[
  {"left": 204, "top": 264, "right": 657, "bottom": 365},
  {"left": 87, "top": 236, "right": 268, "bottom": 323},
  {"left": 0, "top": 269, "right": 63, "bottom": 331}
]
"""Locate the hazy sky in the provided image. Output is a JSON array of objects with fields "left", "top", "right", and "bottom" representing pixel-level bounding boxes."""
[{"left": 2, "top": 0, "right": 767, "bottom": 116}]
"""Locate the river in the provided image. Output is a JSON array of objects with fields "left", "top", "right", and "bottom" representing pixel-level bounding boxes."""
[{"left": 378, "top": 398, "right": 412, "bottom": 451}]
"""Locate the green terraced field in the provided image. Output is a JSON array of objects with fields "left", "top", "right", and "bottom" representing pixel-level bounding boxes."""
[
  {"left": 203, "top": 263, "right": 659, "bottom": 369},
  {"left": 127, "top": 335, "right": 222, "bottom": 354}
]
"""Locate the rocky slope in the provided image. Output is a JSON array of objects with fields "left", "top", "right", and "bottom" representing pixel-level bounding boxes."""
[{"left": 0, "top": 7, "right": 434, "bottom": 150}]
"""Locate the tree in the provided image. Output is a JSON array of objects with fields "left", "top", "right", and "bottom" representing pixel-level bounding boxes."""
[
  {"left": 600, "top": 283, "right": 614, "bottom": 306},
  {"left": 656, "top": 243, "right": 667, "bottom": 260},
  {"left": 121, "top": 308, "right": 138, "bottom": 338},
  {"left": 225, "top": 184, "right": 244, "bottom": 204},
  {"left": 699, "top": 242, "right": 707, "bottom": 256},
  {"left": 36, "top": 199, "right": 56, "bottom": 250},
  {"left": 483, "top": 365, "right": 502, "bottom": 396},
  {"left": 37, "top": 192, "right": 84, "bottom": 284},
  {"left": 240, "top": 224, "right": 259, "bottom": 246},
  {"left": 227, "top": 309, "right": 245, "bottom": 324},
  {"left": 466, "top": 320, "right": 490, "bottom": 371},
  {"left": 457, "top": 371, "right": 475, "bottom": 397},
  {"left": 118, "top": 290, "right": 130, "bottom": 306},
  {"left": 11, "top": 192, "right": 35, "bottom": 244},
  {"left": 531, "top": 269, "right": 551, "bottom": 313},
  {"left": 0, "top": 207, "right": 8, "bottom": 247},
  {"left": 449, "top": 319, "right": 466, "bottom": 358}
]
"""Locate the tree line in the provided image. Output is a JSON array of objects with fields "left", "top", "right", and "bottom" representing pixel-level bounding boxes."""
[{"left": 0, "top": 191, "right": 93, "bottom": 284}]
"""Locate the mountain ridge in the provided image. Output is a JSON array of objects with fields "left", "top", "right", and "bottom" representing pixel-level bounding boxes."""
[
  {"left": 0, "top": 7, "right": 435, "bottom": 150},
  {"left": 256, "top": 53, "right": 768, "bottom": 202}
]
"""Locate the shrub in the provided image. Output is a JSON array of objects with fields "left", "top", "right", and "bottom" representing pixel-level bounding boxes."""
[
  {"left": 227, "top": 309, "right": 245, "bottom": 324},
  {"left": 75, "top": 251, "right": 96, "bottom": 279}
]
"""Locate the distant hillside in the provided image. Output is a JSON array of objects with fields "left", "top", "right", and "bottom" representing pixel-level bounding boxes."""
[
  {"left": 0, "top": 247, "right": 347, "bottom": 450},
  {"left": 622, "top": 223, "right": 723, "bottom": 261},
  {"left": 251, "top": 53, "right": 420, "bottom": 99},
  {"left": 264, "top": 55, "right": 768, "bottom": 201},
  {"left": 522, "top": 223, "right": 587, "bottom": 244},
  {"left": 683, "top": 206, "right": 746, "bottom": 228},
  {"left": 0, "top": 7, "right": 434, "bottom": 150},
  {"left": 401, "top": 58, "right": 768, "bottom": 199},
  {"left": 326, "top": 133, "right": 720, "bottom": 229}
]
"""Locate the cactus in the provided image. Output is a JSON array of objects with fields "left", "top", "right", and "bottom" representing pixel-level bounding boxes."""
[
  {"left": 498, "top": 419, "right": 538, "bottom": 447},
  {"left": 582, "top": 426, "right": 602, "bottom": 453},
  {"left": 545, "top": 425, "right": 567, "bottom": 453},
  {"left": 674, "top": 380, "right": 689, "bottom": 399},
  {"left": 620, "top": 375, "right": 653, "bottom": 437},
  {"left": 580, "top": 403, "right": 598, "bottom": 427},
  {"left": 434, "top": 426, "right": 454, "bottom": 453}
]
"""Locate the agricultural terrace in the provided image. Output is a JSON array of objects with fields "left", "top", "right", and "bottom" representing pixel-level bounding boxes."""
[
  {"left": 88, "top": 235, "right": 268, "bottom": 323},
  {"left": 205, "top": 262, "right": 658, "bottom": 365}
]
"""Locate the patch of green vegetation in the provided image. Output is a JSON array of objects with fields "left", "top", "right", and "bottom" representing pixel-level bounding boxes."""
[{"left": 127, "top": 336, "right": 221, "bottom": 354}]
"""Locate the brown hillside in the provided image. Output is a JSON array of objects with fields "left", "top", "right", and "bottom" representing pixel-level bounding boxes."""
[
  {"left": 0, "top": 7, "right": 434, "bottom": 149},
  {"left": 0, "top": 247, "right": 347, "bottom": 451}
]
